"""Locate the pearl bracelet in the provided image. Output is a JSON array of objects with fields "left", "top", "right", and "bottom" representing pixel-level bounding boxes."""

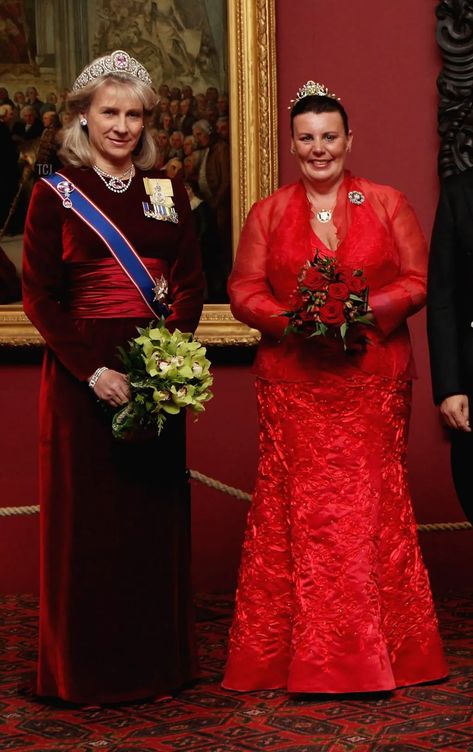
[{"left": 88, "top": 366, "right": 109, "bottom": 389}]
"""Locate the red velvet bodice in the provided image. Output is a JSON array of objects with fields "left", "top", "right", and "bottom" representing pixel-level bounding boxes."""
[{"left": 22, "top": 166, "right": 204, "bottom": 381}]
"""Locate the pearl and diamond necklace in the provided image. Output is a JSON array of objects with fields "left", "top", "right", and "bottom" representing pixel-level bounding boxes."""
[{"left": 93, "top": 164, "right": 135, "bottom": 193}]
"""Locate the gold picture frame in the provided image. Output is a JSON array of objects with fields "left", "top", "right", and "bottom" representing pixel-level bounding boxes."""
[{"left": 0, "top": 0, "right": 277, "bottom": 347}]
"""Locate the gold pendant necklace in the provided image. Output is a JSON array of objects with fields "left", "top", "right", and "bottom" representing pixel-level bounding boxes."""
[
  {"left": 316, "top": 208, "right": 332, "bottom": 223},
  {"left": 307, "top": 194, "right": 334, "bottom": 223}
]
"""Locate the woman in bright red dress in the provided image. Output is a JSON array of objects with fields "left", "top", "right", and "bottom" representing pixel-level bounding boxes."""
[
  {"left": 22, "top": 51, "right": 204, "bottom": 704},
  {"left": 223, "top": 82, "right": 448, "bottom": 694}
]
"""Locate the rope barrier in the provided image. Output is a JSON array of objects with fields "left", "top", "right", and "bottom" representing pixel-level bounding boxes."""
[
  {"left": 0, "top": 504, "right": 39, "bottom": 517},
  {"left": 1, "top": 470, "right": 471, "bottom": 532},
  {"left": 189, "top": 469, "right": 252, "bottom": 502},
  {"left": 416, "top": 521, "right": 471, "bottom": 532}
]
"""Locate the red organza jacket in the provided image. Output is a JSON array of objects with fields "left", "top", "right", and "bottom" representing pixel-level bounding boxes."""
[{"left": 228, "top": 173, "right": 427, "bottom": 382}]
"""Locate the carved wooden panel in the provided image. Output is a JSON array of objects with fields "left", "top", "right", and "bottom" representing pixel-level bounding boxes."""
[{"left": 437, "top": 0, "right": 473, "bottom": 177}]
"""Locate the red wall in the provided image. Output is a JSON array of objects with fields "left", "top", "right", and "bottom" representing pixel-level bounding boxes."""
[{"left": 1, "top": 0, "right": 471, "bottom": 595}]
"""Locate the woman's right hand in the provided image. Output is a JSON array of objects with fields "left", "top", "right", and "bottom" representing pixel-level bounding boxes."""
[
  {"left": 440, "top": 394, "right": 471, "bottom": 432},
  {"left": 92, "top": 369, "right": 131, "bottom": 407}
]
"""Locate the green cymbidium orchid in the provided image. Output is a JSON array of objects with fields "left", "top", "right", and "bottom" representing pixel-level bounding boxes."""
[{"left": 112, "top": 319, "right": 213, "bottom": 440}]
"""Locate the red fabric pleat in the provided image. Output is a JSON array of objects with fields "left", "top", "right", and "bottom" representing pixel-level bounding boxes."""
[{"left": 67, "top": 257, "right": 170, "bottom": 318}]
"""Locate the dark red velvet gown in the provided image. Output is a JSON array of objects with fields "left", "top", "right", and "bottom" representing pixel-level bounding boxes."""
[
  {"left": 223, "top": 174, "right": 448, "bottom": 693},
  {"left": 22, "top": 166, "right": 204, "bottom": 704}
]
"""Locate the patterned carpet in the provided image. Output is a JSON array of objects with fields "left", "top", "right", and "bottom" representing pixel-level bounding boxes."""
[{"left": 0, "top": 593, "right": 472, "bottom": 752}]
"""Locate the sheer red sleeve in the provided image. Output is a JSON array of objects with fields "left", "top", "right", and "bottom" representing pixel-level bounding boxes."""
[
  {"left": 165, "top": 180, "right": 205, "bottom": 334},
  {"left": 22, "top": 180, "right": 106, "bottom": 381},
  {"left": 228, "top": 202, "right": 287, "bottom": 339},
  {"left": 369, "top": 195, "right": 427, "bottom": 336}
]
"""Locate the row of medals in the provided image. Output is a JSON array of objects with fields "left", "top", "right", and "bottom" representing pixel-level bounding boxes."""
[
  {"left": 55, "top": 176, "right": 179, "bottom": 225},
  {"left": 143, "top": 177, "right": 179, "bottom": 224}
]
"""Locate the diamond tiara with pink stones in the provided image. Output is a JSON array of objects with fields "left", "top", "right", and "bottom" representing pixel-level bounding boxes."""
[{"left": 72, "top": 50, "right": 152, "bottom": 92}]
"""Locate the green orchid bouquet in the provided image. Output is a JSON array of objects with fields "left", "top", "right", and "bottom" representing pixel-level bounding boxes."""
[{"left": 112, "top": 320, "right": 213, "bottom": 440}]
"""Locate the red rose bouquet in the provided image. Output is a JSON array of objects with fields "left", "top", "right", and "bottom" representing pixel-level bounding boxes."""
[{"left": 281, "top": 252, "right": 372, "bottom": 349}]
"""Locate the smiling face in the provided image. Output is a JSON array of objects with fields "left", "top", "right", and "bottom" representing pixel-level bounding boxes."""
[
  {"left": 291, "top": 110, "right": 352, "bottom": 189},
  {"left": 84, "top": 81, "right": 144, "bottom": 172}
]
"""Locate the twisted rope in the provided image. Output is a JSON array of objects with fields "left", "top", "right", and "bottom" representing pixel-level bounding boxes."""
[
  {"left": 0, "top": 504, "right": 39, "bottom": 516},
  {"left": 189, "top": 469, "right": 252, "bottom": 501},
  {"left": 1, "top": 472, "right": 471, "bottom": 533},
  {"left": 416, "top": 521, "right": 471, "bottom": 532}
]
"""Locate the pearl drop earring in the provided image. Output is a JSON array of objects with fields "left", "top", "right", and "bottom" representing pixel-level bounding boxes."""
[{"left": 80, "top": 117, "right": 87, "bottom": 127}]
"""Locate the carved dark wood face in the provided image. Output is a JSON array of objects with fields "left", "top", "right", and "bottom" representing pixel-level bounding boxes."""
[{"left": 437, "top": 0, "right": 473, "bottom": 177}]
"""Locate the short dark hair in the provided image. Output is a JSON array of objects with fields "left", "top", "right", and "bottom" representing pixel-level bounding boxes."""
[{"left": 290, "top": 95, "right": 349, "bottom": 135}]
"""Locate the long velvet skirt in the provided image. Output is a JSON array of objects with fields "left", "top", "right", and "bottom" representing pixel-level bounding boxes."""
[
  {"left": 223, "top": 372, "right": 448, "bottom": 693},
  {"left": 37, "top": 318, "right": 197, "bottom": 704}
]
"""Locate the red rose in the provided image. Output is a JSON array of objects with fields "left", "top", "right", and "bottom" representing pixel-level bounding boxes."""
[
  {"left": 299, "top": 308, "right": 318, "bottom": 323},
  {"left": 348, "top": 275, "right": 367, "bottom": 294},
  {"left": 319, "top": 299, "right": 345, "bottom": 326},
  {"left": 336, "top": 266, "right": 354, "bottom": 283},
  {"left": 327, "top": 282, "right": 349, "bottom": 300},
  {"left": 289, "top": 290, "right": 305, "bottom": 309},
  {"left": 303, "top": 267, "right": 327, "bottom": 290}
]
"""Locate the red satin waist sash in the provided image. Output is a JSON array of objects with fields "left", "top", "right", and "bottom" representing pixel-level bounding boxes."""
[{"left": 67, "top": 258, "right": 170, "bottom": 318}]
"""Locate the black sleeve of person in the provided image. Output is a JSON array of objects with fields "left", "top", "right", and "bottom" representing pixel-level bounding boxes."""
[{"left": 427, "top": 178, "right": 468, "bottom": 404}]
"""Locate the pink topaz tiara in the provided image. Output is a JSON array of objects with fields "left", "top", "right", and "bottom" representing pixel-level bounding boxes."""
[
  {"left": 72, "top": 50, "right": 152, "bottom": 92},
  {"left": 289, "top": 80, "right": 340, "bottom": 109}
]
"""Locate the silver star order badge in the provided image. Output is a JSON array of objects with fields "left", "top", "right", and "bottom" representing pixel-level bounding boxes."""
[
  {"left": 152, "top": 274, "right": 168, "bottom": 303},
  {"left": 348, "top": 190, "right": 365, "bottom": 206}
]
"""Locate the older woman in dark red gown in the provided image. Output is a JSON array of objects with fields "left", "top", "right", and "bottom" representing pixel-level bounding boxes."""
[{"left": 22, "top": 50, "right": 204, "bottom": 704}]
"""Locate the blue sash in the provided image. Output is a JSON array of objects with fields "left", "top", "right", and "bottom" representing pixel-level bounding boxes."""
[{"left": 42, "top": 172, "right": 169, "bottom": 318}]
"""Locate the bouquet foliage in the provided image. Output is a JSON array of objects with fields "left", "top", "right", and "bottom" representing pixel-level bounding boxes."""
[
  {"left": 112, "top": 320, "right": 213, "bottom": 440},
  {"left": 282, "top": 252, "right": 372, "bottom": 348}
]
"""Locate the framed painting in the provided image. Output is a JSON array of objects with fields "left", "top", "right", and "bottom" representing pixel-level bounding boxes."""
[{"left": 0, "top": 0, "right": 277, "bottom": 345}]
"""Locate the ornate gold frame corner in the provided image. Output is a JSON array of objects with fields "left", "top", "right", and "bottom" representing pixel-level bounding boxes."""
[
  {"left": 199, "top": 0, "right": 277, "bottom": 345},
  {"left": 0, "top": 0, "right": 277, "bottom": 347},
  {"left": 197, "top": 304, "right": 260, "bottom": 345},
  {"left": 0, "top": 304, "right": 42, "bottom": 346}
]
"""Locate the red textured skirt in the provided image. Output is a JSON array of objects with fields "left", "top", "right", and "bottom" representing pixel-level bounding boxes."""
[{"left": 223, "top": 372, "right": 448, "bottom": 693}]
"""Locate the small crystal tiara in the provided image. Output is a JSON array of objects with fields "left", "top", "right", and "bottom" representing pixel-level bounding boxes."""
[
  {"left": 288, "top": 80, "right": 340, "bottom": 110},
  {"left": 72, "top": 50, "right": 152, "bottom": 92}
]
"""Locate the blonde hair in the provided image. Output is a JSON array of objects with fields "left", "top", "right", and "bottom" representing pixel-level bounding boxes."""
[{"left": 59, "top": 73, "right": 158, "bottom": 169}]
